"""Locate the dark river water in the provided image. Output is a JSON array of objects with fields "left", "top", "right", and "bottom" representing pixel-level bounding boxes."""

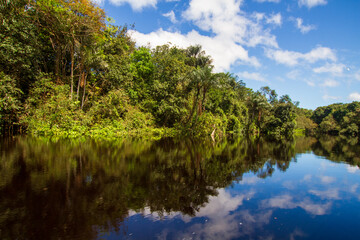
[{"left": 1, "top": 136, "right": 360, "bottom": 239}]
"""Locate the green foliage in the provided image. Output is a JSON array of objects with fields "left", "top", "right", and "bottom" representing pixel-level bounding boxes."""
[
  {"left": 96, "top": 25, "right": 135, "bottom": 92},
  {"left": 187, "top": 112, "right": 226, "bottom": 139},
  {"left": 295, "top": 107, "right": 317, "bottom": 135},
  {"left": 312, "top": 102, "right": 360, "bottom": 136},
  {"left": 0, "top": 72, "right": 22, "bottom": 132},
  {"left": 129, "top": 47, "right": 155, "bottom": 103},
  {"left": 5, "top": 0, "right": 355, "bottom": 140},
  {"left": 22, "top": 76, "right": 89, "bottom": 138},
  {"left": 88, "top": 89, "right": 129, "bottom": 123},
  {"left": 147, "top": 44, "right": 192, "bottom": 127},
  {"left": 226, "top": 115, "right": 242, "bottom": 134}
]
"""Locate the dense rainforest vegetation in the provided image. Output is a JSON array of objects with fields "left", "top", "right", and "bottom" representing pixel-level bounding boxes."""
[{"left": 0, "top": 0, "right": 359, "bottom": 140}]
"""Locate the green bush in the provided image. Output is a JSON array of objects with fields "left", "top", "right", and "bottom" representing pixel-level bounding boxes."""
[
  {"left": 22, "top": 76, "right": 89, "bottom": 137},
  {"left": 88, "top": 89, "right": 129, "bottom": 123},
  {"left": 0, "top": 72, "right": 22, "bottom": 133}
]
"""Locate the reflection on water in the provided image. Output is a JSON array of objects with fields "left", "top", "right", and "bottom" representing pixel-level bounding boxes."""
[{"left": 0, "top": 136, "right": 359, "bottom": 239}]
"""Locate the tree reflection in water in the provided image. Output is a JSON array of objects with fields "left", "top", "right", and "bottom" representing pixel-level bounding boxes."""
[{"left": 0, "top": 135, "right": 358, "bottom": 239}]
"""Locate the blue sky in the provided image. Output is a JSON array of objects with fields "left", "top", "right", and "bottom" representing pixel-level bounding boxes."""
[{"left": 94, "top": 0, "right": 360, "bottom": 109}]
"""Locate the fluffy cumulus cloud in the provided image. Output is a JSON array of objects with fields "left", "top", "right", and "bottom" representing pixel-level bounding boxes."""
[
  {"left": 347, "top": 166, "right": 359, "bottom": 174},
  {"left": 129, "top": 29, "right": 260, "bottom": 71},
  {"left": 119, "top": 0, "right": 338, "bottom": 74},
  {"left": 262, "top": 194, "right": 332, "bottom": 215},
  {"left": 298, "top": 0, "right": 327, "bottom": 8},
  {"left": 265, "top": 46, "right": 336, "bottom": 66},
  {"left": 349, "top": 92, "right": 360, "bottom": 101},
  {"left": 295, "top": 18, "right": 316, "bottom": 34},
  {"left": 309, "top": 189, "right": 340, "bottom": 200},
  {"left": 313, "top": 63, "right": 345, "bottom": 75},
  {"left": 109, "top": 0, "right": 157, "bottom": 11},
  {"left": 129, "top": 0, "right": 285, "bottom": 71},
  {"left": 181, "top": 0, "right": 278, "bottom": 48},
  {"left": 266, "top": 13, "right": 282, "bottom": 26},
  {"left": 167, "top": 189, "right": 256, "bottom": 240}
]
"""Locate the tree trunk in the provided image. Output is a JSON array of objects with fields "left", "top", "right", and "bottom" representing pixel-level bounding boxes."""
[
  {"left": 81, "top": 73, "right": 87, "bottom": 109},
  {"left": 186, "top": 87, "right": 200, "bottom": 124},
  {"left": 70, "top": 40, "right": 74, "bottom": 99},
  {"left": 77, "top": 63, "right": 83, "bottom": 101}
]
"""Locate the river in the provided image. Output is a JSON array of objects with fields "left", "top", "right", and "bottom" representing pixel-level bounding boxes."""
[{"left": 0, "top": 136, "right": 360, "bottom": 239}]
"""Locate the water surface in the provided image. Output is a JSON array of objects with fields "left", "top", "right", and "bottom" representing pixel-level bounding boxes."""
[{"left": 1, "top": 136, "right": 360, "bottom": 239}]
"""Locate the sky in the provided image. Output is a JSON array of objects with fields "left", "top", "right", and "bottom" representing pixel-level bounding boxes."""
[{"left": 93, "top": 0, "right": 360, "bottom": 109}]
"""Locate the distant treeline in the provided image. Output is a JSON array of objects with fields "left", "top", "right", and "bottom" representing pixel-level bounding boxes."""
[{"left": 0, "top": 0, "right": 359, "bottom": 139}]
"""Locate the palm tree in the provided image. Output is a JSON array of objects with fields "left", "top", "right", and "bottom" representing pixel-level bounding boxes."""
[
  {"left": 248, "top": 92, "right": 271, "bottom": 132},
  {"left": 185, "top": 45, "right": 212, "bottom": 68},
  {"left": 186, "top": 66, "right": 219, "bottom": 124}
]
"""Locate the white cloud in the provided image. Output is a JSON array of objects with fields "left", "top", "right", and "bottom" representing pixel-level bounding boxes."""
[
  {"left": 323, "top": 94, "right": 340, "bottom": 101},
  {"left": 195, "top": 189, "right": 251, "bottom": 218},
  {"left": 129, "top": 28, "right": 260, "bottom": 72},
  {"left": 262, "top": 194, "right": 332, "bottom": 215},
  {"left": 128, "top": 0, "right": 287, "bottom": 71},
  {"left": 298, "top": 0, "right": 327, "bottom": 8},
  {"left": 350, "top": 184, "right": 358, "bottom": 193},
  {"left": 304, "top": 47, "right": 337, "bottom": 63},
  {"left": 182, "top": 0, "right": 278, "bottom": 48},
  {"left": 266, "top": 13, "right": 282, "bottom": 26},
  {"left": 309, "top": 189, "right": 340, "bottom": 200},
  {"left": 163, "top": 10, "right": 177, "bottom": 23},
  {"left": 252, "top": 12, "right": 265, "bottom": 21},
  {"left": 122, "top": 0, "right": 335, "bottom": 74},
  {"left": 237, "top": 71, "right": 267, "bottom": 82},
  {"left": 255, "top": 0, "right": 281, "bottom": 2},
  {"left": 347, "top": 166, "right": 360, "bottom": 173},
  {"left": 313, "top": 63, "right": 345, "bottom": 75},
  {"left": 321, "top": 79, "right": 339, "bottom": 87},
  {"left": 128, "top": 206, "right": 179, "bottom": 219},
  {"left": 240, "top": 176, "right": 261, "bottom": 185},
  {"left": 265, "top": 46, "right": 336, "bottom": 66},
  {"left": 266, "top": 49, "right": 302, "bottom": 66},
  {"left": 349, "top": 92, "right": 360, "bottom": 101},
  {"left": 295, "top": 18, "right": 316, "bottom": 34},
  {"left": 109, "top": 0, "right": 157, "bottom": 11},
  {"left": 171, "top": 189, "right": 256, "bottom": 240}
]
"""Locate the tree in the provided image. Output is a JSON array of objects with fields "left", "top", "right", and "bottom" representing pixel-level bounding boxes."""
[
  {"left": 260, "top": 86, "right": 278, "bottom": 105},
  {"left": 187, "top": 66, "right": 219, "bottom": 126},
  {"left": 247, "top": 91, "right": 271, "bottom": 133},
  {"left": 31, "top": 0, "right": 106, "bottom": 100},
  {"left": 185, "top": 45, "right": 212, "bottom": 68}
]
